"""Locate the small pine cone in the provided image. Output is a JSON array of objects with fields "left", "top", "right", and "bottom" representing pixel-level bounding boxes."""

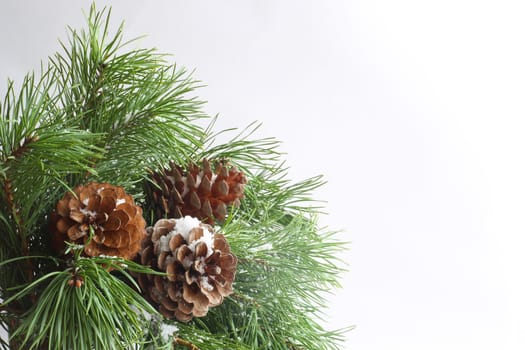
[
  {"left": 137, "top": 216, "right": 237, "bottom": 322},
  {"left": 49, "top": 182, "right": 146, "bottom": 259},
  {"left": 146, "top": 159, "right": 247, "bottom": 224}
]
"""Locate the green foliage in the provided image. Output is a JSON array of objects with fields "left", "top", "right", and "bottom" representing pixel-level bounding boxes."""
[
  {"left": 7, "top": 255, "right": 160, "bottom": 350},
  {"left": 175, "top": 323, "right": 251, "bottom": 350},
  {"left": 49, "top": 6, "right": 205, "bottom": 192},
  {"left": 0, "top": 3, "right": 348, "bottom": 349},
  {"left": 197, "top": 119, "right": 281, "bottom": 174}
]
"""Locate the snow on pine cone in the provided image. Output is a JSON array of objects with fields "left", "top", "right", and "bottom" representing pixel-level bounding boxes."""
[
  {"left": 137, "top": 216, "right": 237, "bottom": 322},
  {"left": 49, "top": 182, "right": 146, "bottom": 259},
  {"left": 146, "top": 159, "right": 247, "bottom": 224}
]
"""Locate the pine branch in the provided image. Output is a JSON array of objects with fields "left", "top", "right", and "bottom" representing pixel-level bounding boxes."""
[
  {"left": 197, "top": 119, "right": 281, "bottom": 174},
  {"left": 0, "top": 67, "right": 102, "bottom": 315},
  {"left": 163, "top": 120, "right": 348, "bottom": 349},
  {"left": 50, "top": 4, "right": 207, "bottom": 191},
  {"left": 8, "top": 255, "right": 160, "bottom": 350},
  {"left": 191, "top": 170, "right": 347, "bottom": 349}
]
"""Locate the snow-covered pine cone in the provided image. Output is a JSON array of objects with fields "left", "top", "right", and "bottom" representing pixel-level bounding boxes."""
[
  {"left": 137, "top": 216, "right": 237, "bottom": 322},
  {"left": 146, "top": 159, "right": 247, "bottom": 224},
  {"left": 49, "top": 182, "right": 146, "bottom": 259}
]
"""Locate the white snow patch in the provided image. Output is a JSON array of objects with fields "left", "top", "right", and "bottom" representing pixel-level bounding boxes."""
[
  {"left": 129, "top": 304, "right": 153, "bottom": 322},
  {"left": 259, "top": 243, "right": 273, "bottom": 250},
  {"left": 161, "top": 323, "right": 178, "bottom": 341},
  {"left": 160, "top": 216, "right": 201, "bottom": 252},
  {"left": 161, "top": 216, "right": 215, "bottom": 262},
  {"left": 79, "top": 207, "right": 97, "bottom": 217},
  {"left": 200, "top": 276, "right": 214, "bottom": 291},
  {"left": 129, "top": 308, "right": 178, "bottom": 349},
  {"left": 182, "top": 255, "right": 193, "bottom": 269},
  {"left": 173, "top": 216, "right": 201, "bottom": 241},
  {"left": 248, "top": 243, "right": 273, "bottom": 253},
  {"left": 159, "top": 233, "right": 175, "bottom": 252}
]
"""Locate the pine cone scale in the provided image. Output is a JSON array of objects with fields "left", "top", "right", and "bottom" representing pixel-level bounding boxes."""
[
  {"left": 104, "top": 230, "right": 126, "bottom": 248},
  {"left": 55, "top": 218, "right": 70, "bottom": 234},
  {"left": 177, "top": 298, "right": 193, "bottom": 314},
  {"left": 69, "top": 209, "right": 85, "bottom": 223},
  {"left": 99, "top": 196, "right": 116, "bottom": 214},
  {"left": 199, "top": 175, "right": 212, "bottom": 195},
  {"left": 67, "top": 225, "right": 84, "bottom": 241},
  {"left": 86, "top": 194, "right": 101, "bottom": 211}
]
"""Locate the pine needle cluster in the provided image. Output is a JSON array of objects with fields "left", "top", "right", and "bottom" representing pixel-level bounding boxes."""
[{"left": 0, "top": 5, "right": 348, "bottom": 349}]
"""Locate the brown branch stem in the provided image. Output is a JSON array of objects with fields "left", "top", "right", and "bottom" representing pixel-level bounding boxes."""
[
  {"left": 173, "top": 337, "right": 200, "bottom": 350},
  {"left": 3, "top": 178, "right": 26, "bottom": 255},
  {"left": 12, "top": 136, "right": 38, "bottom": 159},
  {"left": 3, "top": 176, "right": 35, "bottom": 304},
  {"left": 0, "top": 303, "right": 23, "bottom": 315},
  {"left": 231, "top": 292, "right": 261, "bottom": 308}
]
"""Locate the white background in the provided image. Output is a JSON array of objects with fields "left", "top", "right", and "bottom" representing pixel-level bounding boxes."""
[{"left": 2, "top": 1, "right": 525, "bottom": 349}]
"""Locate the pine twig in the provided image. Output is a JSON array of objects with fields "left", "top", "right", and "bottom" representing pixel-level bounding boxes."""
[
  {"left": 2, "top": 178, "right": 34, "bottom": 294},
  {"left": 11, "top": 135, "right": 39, "bottom": 159},
  {"left": 2, "top": 134, "right": 40, "bottom": 256},
  {"left": 173, "top": 337, "right": 200, "bottom": 350},
  {"left": 3, "top": 178, "right": 21, "bottom": 232},
  {"left": 0, "top": 304, "right": 23, "bottom": 315}
]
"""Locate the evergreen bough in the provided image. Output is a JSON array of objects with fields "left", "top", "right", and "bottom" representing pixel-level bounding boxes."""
[{"left": 0, "top": 5, "right": 348, "bottom": 349}]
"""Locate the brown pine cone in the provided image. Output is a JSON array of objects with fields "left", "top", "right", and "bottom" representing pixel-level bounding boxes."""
[
  {"left": 137, "top": 217, "right": 237, "bottom": 322},
  {"left": 146, "top": 159, "right": 247, "bottom": 224},
  {"left": 49, "top": 182, "right": 146, "bottom": 259}
]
